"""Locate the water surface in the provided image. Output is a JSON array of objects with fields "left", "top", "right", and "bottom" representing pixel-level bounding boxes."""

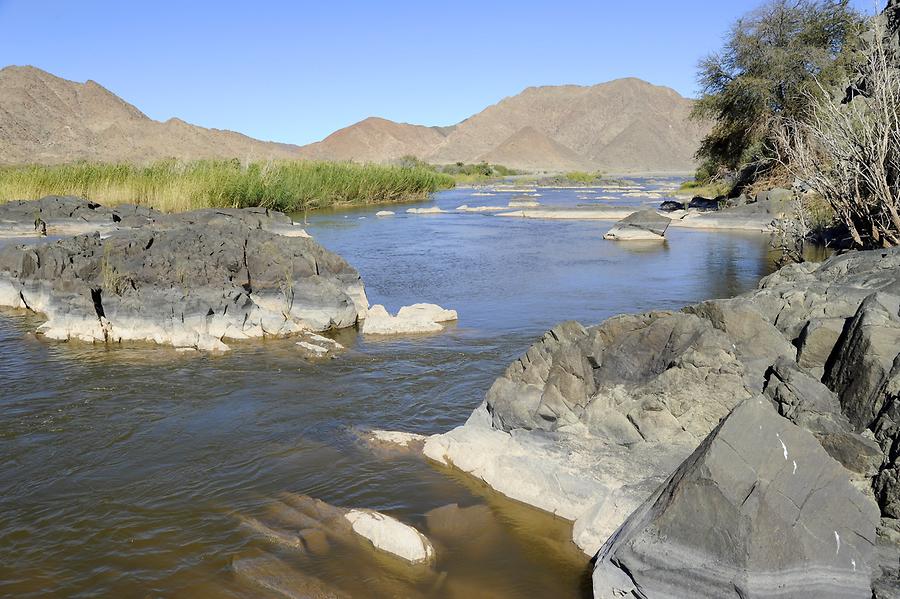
[{"left": 0, "top": 181, "right": 783, "bottom": 597}]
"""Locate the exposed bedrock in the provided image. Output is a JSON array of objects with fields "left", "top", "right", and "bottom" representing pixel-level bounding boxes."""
[
  {"left": 0, "top": 198, "right": 367, "bottom": 350},
  {"left": 594, "top": 396, "right": 879, "bottom": 599},
  {"left": 425, "top": 247, "right": 900, "bottom": 597}
]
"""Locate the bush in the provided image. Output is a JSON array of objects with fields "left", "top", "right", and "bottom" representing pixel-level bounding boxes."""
[
  {"left": 776, "top": 20, "right": 900, "bottom": 249},
  {"left": 693, "top": 0, "right": 865, "bottom": 180}
]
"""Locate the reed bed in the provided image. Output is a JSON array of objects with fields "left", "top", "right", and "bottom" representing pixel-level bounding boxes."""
[{"left": 0, "top": 159, "right": 455, "bottom": 213}]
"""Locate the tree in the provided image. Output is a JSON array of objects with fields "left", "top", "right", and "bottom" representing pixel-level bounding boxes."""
[
  {"left": 693, "top": 0, "right": 865, "bottom": 182},
  {"left": 776, "top": 12, "right": 900, "bottom": 249}
]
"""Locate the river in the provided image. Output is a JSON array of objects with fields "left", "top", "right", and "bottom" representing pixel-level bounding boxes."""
[{"left": 0, "top": 180, "right": 785, "bottom": 597}]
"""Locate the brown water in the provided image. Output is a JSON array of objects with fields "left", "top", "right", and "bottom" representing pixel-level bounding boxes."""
[{"left": 0, "top": 181, "right": 786, "bottom": 597}]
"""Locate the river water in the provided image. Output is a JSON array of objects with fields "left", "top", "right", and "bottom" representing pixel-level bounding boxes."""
[{"left": 0, "top": 181, "right": 784, "bottom": 597}]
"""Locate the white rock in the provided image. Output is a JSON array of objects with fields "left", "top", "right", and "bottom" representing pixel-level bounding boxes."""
[
  {"left": 296, "top": 341, "right": 330, "bottom": 357},
  {"left": 362, "top": 303, "right": 457, "bottom": 336},
  {"left": 375, "top": 210, "right": 395, "bottom": 217},
  {"left": 369, "top": 430, "right": 427, "bottom": 447},
  {"left": 603, "top": 227, "right": 666, "bottom": 241},
  {"left": 508, "top": 199, "right": 541, "bottom": 208},
  {"left": 303, "top": 332, "right": 344, "bottom": 350},
  {"left": 406, "top": 207, "right": 446, "bottom": 214},
  {"left": 455, "top": 205, "right": 507, "bottom": 212},
  {"left": 344, "top": 509, "right": 435, "bottom": 564},
  {"left": 496, "top": 208, "right": 638, "bottom": 220}
]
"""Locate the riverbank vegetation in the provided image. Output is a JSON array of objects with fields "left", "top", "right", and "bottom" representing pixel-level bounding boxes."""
[
  {"left": 0, "top": 159, "right": 455, "bottom": 213},
  {"left": 395, "top": 156, "right": 521, "bottom": 184},
  {"left": 688, "top": 0, "right": 899, "bottom": 249}
]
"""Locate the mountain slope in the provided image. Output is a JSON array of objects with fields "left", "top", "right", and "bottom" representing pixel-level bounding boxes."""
[
  {"left": 425, "top": 78, "right": 705, "bottom": 172},
  {"left": 0, "top": 66, "right": 706, "bottom": 172},
  {"left": 0, "top": 66, "right": 303, "bottom": 164},
  {"left": 297, "top": 117, "right": 451, "bottom": 163},
  {"left": 478, "top": 126, "right": 591, "bottom": 171}
]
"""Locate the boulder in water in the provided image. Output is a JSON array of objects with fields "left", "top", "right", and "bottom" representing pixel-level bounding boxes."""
[
  {"left": 362, "top": 303, "right": 457, "bottom": 335},
  {"left": 603, "top": 209, "right": 670, "bottom": 241}
]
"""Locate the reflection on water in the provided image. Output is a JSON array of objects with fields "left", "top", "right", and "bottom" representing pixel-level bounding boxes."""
[{"left": 0, "top": 181, "right": 788, "bottom": 597}]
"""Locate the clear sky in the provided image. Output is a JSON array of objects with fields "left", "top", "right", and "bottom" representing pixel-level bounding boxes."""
[{"left": 0, "top": 0, "right": 881, "bottom": 145}]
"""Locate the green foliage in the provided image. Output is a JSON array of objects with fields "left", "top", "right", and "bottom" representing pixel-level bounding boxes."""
[
  {"left": 0, "top": 159, "right": 455, "bottom": 213},
  {"left": 564, "top": 171, "right": 601, "bottom": 184},
  {"left": 676, "top": 179, "right": 731, "bottom": 198},
  {"left": 693, "top": 0, "right": 866, "bottom": 177},
  {"left": 392, "top": 157, "right": 521, "bottom": 183}
]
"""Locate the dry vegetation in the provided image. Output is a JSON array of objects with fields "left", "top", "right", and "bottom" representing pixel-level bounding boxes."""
[{"left": 776, "top": 26, "right": 900, "bottom": 248}]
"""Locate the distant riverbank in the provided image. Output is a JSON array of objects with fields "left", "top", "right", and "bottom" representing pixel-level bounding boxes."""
[{"left": 0, "top": 159, "right": 455, "bottom": 213}]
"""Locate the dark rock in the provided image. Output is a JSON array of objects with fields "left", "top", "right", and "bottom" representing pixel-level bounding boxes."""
[
  {"left": 764, "top": 357, "right": 884, "bottom": 478},
  {"left": 0, "top": 201, "right": 368, "bottom": 350},
  {"left": 485, "top": 311, "right": 750, "bottom": 441},
  {"left": 658, "top": 200, "right": 684, "bottom": 212},
  {"left": 688, "top": 196, "right": 725, "bottom": 211},
  {"left": 826, "top": 293, "right": 900, "bottom": 430},
  {"left": 796, "top": 317, "right": 847, "bottom": 376},
  {"left": 594, "top": 397, "right": 880, "bottom": 599}
]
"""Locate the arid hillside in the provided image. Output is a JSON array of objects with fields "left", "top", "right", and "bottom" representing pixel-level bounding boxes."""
[
  {"left": 1, "top": 66, "right": 704, "bottom": 172},
  {"left": 307, "top": 78, "right": 707, "bottom": 172},
  {"left": 0, "top": 66, "right": 303, "bottom": 164}
]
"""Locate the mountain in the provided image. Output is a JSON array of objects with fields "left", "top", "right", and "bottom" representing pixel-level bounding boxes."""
[
  {"left": 0, "top": 66, "right": 706, "bottom": 172},
  {"left": 296, "top": 117, "right": 453, "bottom": 163},
  {"left": 478, "top": 126, "right": 592, "bottom": 171},
  {"left": 303, "top": 78, "right": 707, "bottom": 173},
  {"left": 0, "top": 65, "right": 303, "bottom": 164}
]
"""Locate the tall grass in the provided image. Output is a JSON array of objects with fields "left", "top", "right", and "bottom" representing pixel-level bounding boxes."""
[{"left": 0, "top": 159, "right": 455, "bottom": 213}]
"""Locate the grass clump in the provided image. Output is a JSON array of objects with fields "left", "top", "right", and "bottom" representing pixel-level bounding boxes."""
[
  {"left": 675, "top": 179, "right": 731, "bottom": 198},
  {"left": 395, "top": 156, "right": 521, "bottom": 184},
  {"left": 563, "top": 171, "right": 600, "bottom": 185},
  {"left": 0, "top": 159, "right": 455, "bottom": 213}
]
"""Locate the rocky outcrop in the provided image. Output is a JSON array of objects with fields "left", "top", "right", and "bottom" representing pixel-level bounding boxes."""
[
  {"left": 426, "top": 247, "right": 900, "bottom": 597},
  {"left": 594, "top": 397, "right": 879, "bottom": 599},
  {"left": 0, "top": 198, "right": 367, "bottom": 350},
  {"left": 362, "top": 303, "right": 457, "bottom": 336},
  {"left": 603, "top": 210, "right": 669, "bottom": 241}
]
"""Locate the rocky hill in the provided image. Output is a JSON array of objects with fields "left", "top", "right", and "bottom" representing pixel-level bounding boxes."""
[
  {"left": 0, "top": 66, "right": 303, "bottom": 164},
  {"left": 306, "top": 78, "right": 707, "bottom": 172},
  {"left": 1, "top": 66, "right": 705, "bottom": 172},
  {"left": 296, "top": 117, "right": 452, "bottom": 163}
]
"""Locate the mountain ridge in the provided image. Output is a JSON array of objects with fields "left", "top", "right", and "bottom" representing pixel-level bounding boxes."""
[{"left": 0, "top": 65, "right": 705, "bottom": 172}]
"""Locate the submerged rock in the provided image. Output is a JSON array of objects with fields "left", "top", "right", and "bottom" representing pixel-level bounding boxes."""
[
  {"left": 362, "top": 303, "right": 457, "bottom": 336},
  {"left": 603, "top": 209, "right": 669, "bottom": 241},
  {"left": 0, "top": 200, "right": 368, "bottom": 351},
  {"left": 406, "top": 206, "right": 446, "bottom": 214},
  {"left": 345, "top": 509, "right": 435, "bottom": 564},
  {"left": 238, "top": 493, "right": 434, "bottom": 567}
]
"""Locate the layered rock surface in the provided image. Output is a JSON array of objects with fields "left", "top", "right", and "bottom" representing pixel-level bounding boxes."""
[
  {"left": 0, "top": 197, "right": 367, "bottom": 350},
  {"left": 426, "top": 247, "right": 900, "bottom": 597},
  {"left": 594, "top": 397, "right": 879, "bottom": 599}
]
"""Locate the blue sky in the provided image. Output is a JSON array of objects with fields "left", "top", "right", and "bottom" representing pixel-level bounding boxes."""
[{"left": 0, "top": 0, "right": 880, "bottom": 145}]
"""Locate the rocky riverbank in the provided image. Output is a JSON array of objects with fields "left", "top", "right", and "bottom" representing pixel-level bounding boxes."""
[
  {"left": 0, "top": 197, "right": 464, "bottom": 351},
  {"left": 424, "top": 247, "right": 900, "bottom": 597}
]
